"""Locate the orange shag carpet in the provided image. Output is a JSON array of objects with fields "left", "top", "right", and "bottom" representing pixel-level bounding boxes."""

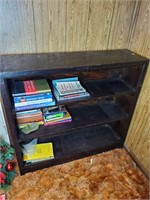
[{"left": 5, "top": 148, "right": 149, "bottom": 200}]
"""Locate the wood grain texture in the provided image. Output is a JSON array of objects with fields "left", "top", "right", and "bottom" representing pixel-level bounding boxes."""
[
  {"left": 66, "top": 0, "right": 90, "bottom": 51},
  {"left": 125, "top": 0, "right": 150, "bottom": 174},
  {"left": 0, "top": 0, "right": 36, "bottom": 54},
  {"left": 86, "top": 0, "right": 114, "bottom": 50},
  {"left": 33, "top": 0, "right": 66, "bottom": 53},
  {"left": 108, "top": 0, "right": 136, "bottom": 49},
  {"left": 125, "top": 65, "right": 150, "bottom": 174}
]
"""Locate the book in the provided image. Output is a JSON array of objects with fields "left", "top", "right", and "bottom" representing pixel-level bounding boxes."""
[
  {"left": 23, "top": 142, "right": 54, "bottom": 162},
  {"left": 14, "top": 98, "right": 53, "bottom": 107},
  {"left": 43, "top": 106, "right": 72, "bottom": 126},
  {"left": 44, "top": 118, "right": 72, "bottom": 126},
  {"left": 12, "top": 79, "right": 51, "bottom": 97},
  {"left": 52, "top": 77, "right": 90, "bottom": 102},
  {"left": 16, "top": 109, "right": 43, "bottom": 124},
  {"left": 53, "top": 90, "right": 90, "bottom": 101},
  {"left": 55, "top": 81, "right": 86, "bottom": 96},
  {"left": 15, "top": 99, "right": 56, "bottom": 111},
  {"left": 42, "top": 105, "right": 67, "bottom": 120},
  {"left": 14, "top": 92, "right": 52, "bottom": 103},
  {"left": 52, "top": 77, "right": 86, "bottom": 96},
  {"left": 52, "top": 77, "right": 78, "bottom": 87}
]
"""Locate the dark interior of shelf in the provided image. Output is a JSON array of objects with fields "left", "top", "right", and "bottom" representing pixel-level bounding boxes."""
[
  {"left": 24, "top": 124, "right": 121, "bottom": 167},
  {"left": 18, "top": 100, "right": 128, "bottom": 142},
  {"left": 10, "top": 78, "right": 134, "bottom": 112},
  {"left": 61, "top": 124, "right": 121, "bottom": 155},
  {"left": 83, "top": 78, "right": 134, "bottom": 97}
]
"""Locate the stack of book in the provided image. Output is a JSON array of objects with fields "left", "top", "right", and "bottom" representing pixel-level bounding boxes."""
[
  {"left": 16, "top": 109, "right": 44, "bottom": 134},
  {"left": 43, "top": 105, "right": 72, "bottom": 126},
  {"left": 12, "top": 79, "right": 55, "bottom": 111},
  {"left": 23, "top": 142, "right": 54, "bottom": 163},
  {"left": 52, "top": 77, "right": 90, "bottom": 102}
]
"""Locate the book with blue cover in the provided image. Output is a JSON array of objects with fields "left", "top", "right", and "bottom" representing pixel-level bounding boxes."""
[
  {"left": 52, "top": 77, "right": 90, "bottom": 101},
  {"left": 15, "top": 99, "right": 56, "bottom": 111},
  {"left": 14, "top": 92, "right": 52, "bottom": 103}
]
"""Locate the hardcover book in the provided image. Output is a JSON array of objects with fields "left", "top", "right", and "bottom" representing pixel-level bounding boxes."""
[{"left": 12, "top": 79, "right": 51, "bottom": 97}]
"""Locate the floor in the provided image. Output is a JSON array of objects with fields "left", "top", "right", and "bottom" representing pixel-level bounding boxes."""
[{"left": 5, "top": 148, "right": 149, "bottom": 200}]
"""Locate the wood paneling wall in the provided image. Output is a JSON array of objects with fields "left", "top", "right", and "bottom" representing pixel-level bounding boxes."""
[
  {"left": 0, "top": 0, "right": 139, "bottom": 53},
  {"left": 125, "top": 0, "right": 150, "bottom": 175},
  {"left": 0, "top": 0, "right": 149, "bottom": 173}
]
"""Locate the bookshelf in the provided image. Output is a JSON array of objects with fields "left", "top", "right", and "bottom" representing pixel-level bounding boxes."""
[{"left": 0, "top": 49, "right": 149, "bottom": 175}]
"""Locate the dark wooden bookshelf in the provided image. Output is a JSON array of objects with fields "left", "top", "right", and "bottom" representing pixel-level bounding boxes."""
[{"left": 0, "top": 49, "right": 149, "bottom": 175}]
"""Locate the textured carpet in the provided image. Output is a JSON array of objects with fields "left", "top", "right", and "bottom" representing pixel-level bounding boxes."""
[{"left": 6, "top": 148, "right": 149, "bottom": 200}]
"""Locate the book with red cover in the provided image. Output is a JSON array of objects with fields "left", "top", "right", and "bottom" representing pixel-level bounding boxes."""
[{"left": 12, "top": 79, "right": 51, "bottom": 97}]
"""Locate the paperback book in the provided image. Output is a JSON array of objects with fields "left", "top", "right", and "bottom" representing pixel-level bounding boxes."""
[
  {"left": 15, "top": 99, "right": 56, "bottom": 111},
  {"left": 14, "top": 92, "right": 53, "bottom": 103},
  {"left": 52, "top": 77, "right": 90, "bottom": 102},
  {"left": 16, "top": 109, "right": 43, "bottom": 124},
  {"left": 23, "top": 142, "right": 54, "bottom": 163},
  {"left": 43, "top": 105, "right": 72, "bottom": 126}
]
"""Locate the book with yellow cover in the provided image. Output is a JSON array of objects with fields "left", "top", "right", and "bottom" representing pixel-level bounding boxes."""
[{"left": 23, "top": 142, "right": 54, "bottom": 161}]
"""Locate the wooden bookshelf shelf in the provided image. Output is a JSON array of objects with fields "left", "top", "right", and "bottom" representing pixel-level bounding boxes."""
[
  {"left": 18, "top": 100, "right": 128, "bottom": 143},
  {"left": 0, "top": 49, "right": 148, "bottom": 175}
]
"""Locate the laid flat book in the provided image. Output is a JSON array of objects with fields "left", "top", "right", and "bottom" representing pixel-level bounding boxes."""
[
  {"left": 52, "top": 77, "right": 86, "bottom": 96},
  {"left": 23, "top": 142, "right": 54, "bottom": 161},
  {"left": 13, "top": 92, "right": 52, "bottom": 103},
  {"left": 12, "top": 79, "right": 51, "bottom": 97},
  {"left": 15, "top": 99, "right": 56, "bottom": 111},
  {"left": 16, "top": 109, "right": 43, "bottom": 124}
]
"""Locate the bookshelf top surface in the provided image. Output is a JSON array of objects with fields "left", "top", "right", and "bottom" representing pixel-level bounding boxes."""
[{"left": 0, "top": 49, "right": 149, "bottom": 76}]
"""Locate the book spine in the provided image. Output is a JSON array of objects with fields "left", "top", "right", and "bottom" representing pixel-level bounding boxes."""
[
  {"left": 14, "top": 98, "right": 53, "bottom": 107},
  {"left": 44, "top": 119, "right": 72, "bottom": 126},
  {"left": 14, "top": 93, "right": 52, "bottom": 103},
  {"left": 15, "top": 101, "right": 56, "bottom": 111},
  {"left": 54, "top": 90, "right": 90, "bottom": 101}
]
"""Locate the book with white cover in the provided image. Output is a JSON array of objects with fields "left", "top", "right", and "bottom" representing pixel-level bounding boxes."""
[{"left": 56, "top": 81, "right": 86, "bottom": 96}]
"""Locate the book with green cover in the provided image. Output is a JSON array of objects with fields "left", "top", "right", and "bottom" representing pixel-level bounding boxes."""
[
  {"left": 23, "top": 142, "right": 54, "bottom": 161},
  {"left": 12, "top": 79, "right": 51, "bottom": 97}
]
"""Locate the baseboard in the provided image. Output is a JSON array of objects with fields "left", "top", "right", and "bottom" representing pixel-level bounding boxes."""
[{"left": 124, "top": 145, "right": 149, "bottom": 180}]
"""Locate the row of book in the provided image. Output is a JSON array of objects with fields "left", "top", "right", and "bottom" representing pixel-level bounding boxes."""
[
  {"left": 12, "top": 77, "right": 90, "bottom": 111},
  {"left": 12, "top": 79, "right": 55, "bottom": 111},
  {"left": 13, "top": 77, "right": 89, "bottom": 134},
  {"left": 13, "top": 77, "right": 89, "bottom": 163},
  {"left": 16, "top": 105, "right": 72, "bottom": 134}
]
